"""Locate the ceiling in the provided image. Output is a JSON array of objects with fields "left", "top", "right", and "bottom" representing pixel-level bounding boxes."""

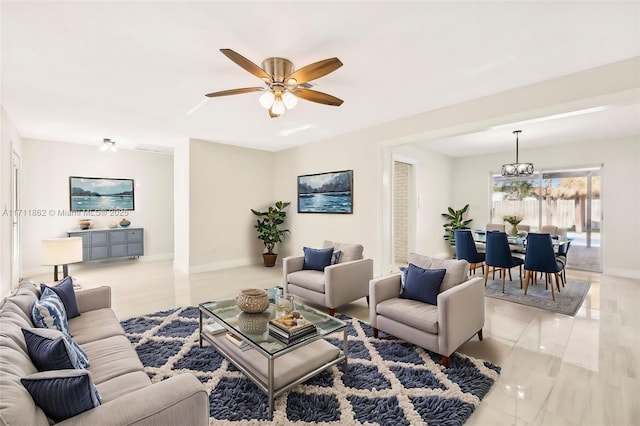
[{"left": 2, "top": 1, "right": 639, "bottom": 156}]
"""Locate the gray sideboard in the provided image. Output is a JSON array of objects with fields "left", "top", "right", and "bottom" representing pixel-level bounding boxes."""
[{"left": 67, "top": 227, "right": 144, "bottom": 261}]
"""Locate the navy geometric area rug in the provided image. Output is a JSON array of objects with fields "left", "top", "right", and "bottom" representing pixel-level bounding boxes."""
[{"left": 121, "top": 307, "right": 500, "bottom": 425}]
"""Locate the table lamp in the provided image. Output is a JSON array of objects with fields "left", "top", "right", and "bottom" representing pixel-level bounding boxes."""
[{"left": 41, "top": 237, "right": 83, "bottom": 282}]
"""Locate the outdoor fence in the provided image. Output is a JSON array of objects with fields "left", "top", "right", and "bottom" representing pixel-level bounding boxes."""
[{"left": 492, "top": 199, "right": 601, "bottom": 230}]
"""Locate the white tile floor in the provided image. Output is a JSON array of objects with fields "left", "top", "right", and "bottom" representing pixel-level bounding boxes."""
[{"left": 27, "top": 261, "right": 639, "bottom": 425}]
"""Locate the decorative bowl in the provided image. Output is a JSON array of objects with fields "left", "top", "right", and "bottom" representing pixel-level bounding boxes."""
[
  {"left": 236, "top": 288, "right": 270, "bottom": 313},
  {"left": 119, "top": 219, "right": 131, "bottom": 228},
  {"left": 78, "top": 219, "right": 92, "bottom": 230}
]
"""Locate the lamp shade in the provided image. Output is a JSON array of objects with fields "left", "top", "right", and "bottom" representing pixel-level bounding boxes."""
[{"left": 41, "top": 238, "right": 83, "bottom": 266}]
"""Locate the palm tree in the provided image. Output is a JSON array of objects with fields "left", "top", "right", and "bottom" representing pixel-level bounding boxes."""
[
  {"left": 498, "top": 181, "right": 536, "bottom": 200},
  {"left": 551, "top": 177, "right": 600, "bottom": 232}
]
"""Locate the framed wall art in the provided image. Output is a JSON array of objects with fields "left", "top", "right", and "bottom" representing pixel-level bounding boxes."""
[
  {"left": 69, "top": 176, "right": 135, "bottom": 211},
  {"left": 297, "top": 170, "right": 353, "bottom": 214}
]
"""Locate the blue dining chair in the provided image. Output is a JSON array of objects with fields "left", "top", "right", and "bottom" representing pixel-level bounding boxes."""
[
  {"left": 484, "top": 231, "right": 524, "bottom": 293},
  {"left": 455, "top": 229, "right": 485, "bottom": 275},
  {"left": 524, "top": 233, "right": 566, "bottom": 301},
  {"left": 555, "top": 240, "right": 572, "bottom": 285}
]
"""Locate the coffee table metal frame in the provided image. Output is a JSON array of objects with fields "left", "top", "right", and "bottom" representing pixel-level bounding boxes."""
[{"left": 198, "top": 298, "right": 347, "bottom": 417}]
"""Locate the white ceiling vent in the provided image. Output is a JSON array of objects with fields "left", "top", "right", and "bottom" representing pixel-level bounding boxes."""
[{"left": 135, "top": 144, "right": 174, "bottom": 155}]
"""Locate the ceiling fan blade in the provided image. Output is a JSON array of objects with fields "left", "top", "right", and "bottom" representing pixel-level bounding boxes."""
[
  {"left": 205, "top": 87, "right": 265, "bottom": 97},
  {"left": 220, "top": 49, "right": 272, "bottom": 82},
  {"left": 291, "top": 88, "right": 343, "bottom": 106},
  {"left": 286, "top": 58, "right": 343, "bottom": 84}
]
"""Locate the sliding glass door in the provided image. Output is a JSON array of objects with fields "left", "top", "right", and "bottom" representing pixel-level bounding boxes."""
[{"left": 491, "top": 166, "right": 602, "bottom": 272}]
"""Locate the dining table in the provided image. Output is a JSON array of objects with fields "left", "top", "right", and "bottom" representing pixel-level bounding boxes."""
[{"left": 472, "top": 230, "right": 569, "bottom": 254}]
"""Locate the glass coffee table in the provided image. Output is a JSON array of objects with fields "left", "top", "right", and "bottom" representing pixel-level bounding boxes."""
[{"left": 199, "top": 295, "right": 347, "bottom": 416}]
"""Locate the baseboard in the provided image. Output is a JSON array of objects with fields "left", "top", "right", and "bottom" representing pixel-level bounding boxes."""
[
  {"left": 603, "top": 267, "right": 640, "bottom": 280},
  {"left": 188, "top": 257, "right": 264, "bottom": 274}
]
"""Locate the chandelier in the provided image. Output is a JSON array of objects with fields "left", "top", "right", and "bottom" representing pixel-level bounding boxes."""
[{"left": 501, "top": 130, "right": 533, "bottom": 177}]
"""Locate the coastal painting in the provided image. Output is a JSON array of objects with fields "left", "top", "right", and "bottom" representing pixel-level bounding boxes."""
[
  {"left": 298, "top": 170, "right": 353, "bottom": 214},
  {"left": 69, "top": 176, "right": 135, "bottom": 211}
]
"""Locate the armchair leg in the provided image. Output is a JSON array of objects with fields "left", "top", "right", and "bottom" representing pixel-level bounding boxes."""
[
  {"left": 477, "top": 329, "right": 483, "bottom": 341},
  {"left": 441, "top": 355, "right": 450, "bottom": 368},
  {"left": 366, "top": 296, "right": 370, "bottom": 306},
  {"left": 372, "top": 327, "right": 378, "bottom": 338},
  {"left": 328, "top": 308, "right": 336, "bottom": 317}
]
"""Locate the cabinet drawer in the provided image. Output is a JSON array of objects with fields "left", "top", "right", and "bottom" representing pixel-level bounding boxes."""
[
  {"left": 127, "top": 243, "right": 143, "bottom": 256},
  {"left": 91, "top": 246, "right": 108, "bottom": 260},
  {"left": 127, "top": 229, "right": 143, "bottom": 243},
  {"left": 109, "top": 230, "right": 126, "bottom": 245},
  {"left": 110, "top": 244, "right": 127, "bottom": 258},
  {"left": 90, "top": 232, "right": 108, "bottom": 246}
]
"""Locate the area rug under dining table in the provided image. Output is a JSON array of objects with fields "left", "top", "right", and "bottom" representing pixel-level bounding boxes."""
[
  {"left": 483, "top": 276, "right": 591, "bottom": 316},
  {"left": 121, "top": 306, "right": 500, "bottom": 425}
]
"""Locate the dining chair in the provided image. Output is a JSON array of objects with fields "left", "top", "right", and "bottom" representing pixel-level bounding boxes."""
[
  {"left": 486, "top": 223, "right": 506, "bottom": 232},
  {"left": 556, "top": 240, "right": 572, "bottom": 284},
  {"left": 523, "top": 233, "right": 565, "bottom": 301},
  {"left": 484, "top": 231, "right": 524, "bottom": 293},
  {"left": 455, "top": 229, "right": 485, "bottom": 275},
  {"left": 540, "top": 225, "right": 559, "bottom": 236},
  {"left": 517, "top": 224, "right": 531, "bottom": 232}
]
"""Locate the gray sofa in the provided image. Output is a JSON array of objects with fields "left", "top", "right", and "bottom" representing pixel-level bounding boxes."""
[
  {"left": 369, "top": 253, "right": 485, "bottom": 367},
  {"left": 0, "top": 281, "right": 209, "bottom": 426}
]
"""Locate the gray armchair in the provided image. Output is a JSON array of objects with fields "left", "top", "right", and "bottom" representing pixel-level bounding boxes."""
[
  {"left": 283, "top": 240, "right": 373, "bottom": 316},
  {"left": 369, "top": 253, "right": 485, "bottom": 367}
]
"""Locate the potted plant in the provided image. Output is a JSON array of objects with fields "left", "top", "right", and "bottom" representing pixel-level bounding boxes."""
[
  {"left": 250, "top": 201, "right": 291, "bottom": 267},
  {"left": 441, "top": 204, "right": 473, "bottom": 245}
]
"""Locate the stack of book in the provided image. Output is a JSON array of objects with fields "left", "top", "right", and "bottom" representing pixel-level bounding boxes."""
[
  {"left": 268, "top": 316, "right": 317, "bottom": 344},
  {"left": 224, "top": 332, "right": 252, "bottom": 351}
]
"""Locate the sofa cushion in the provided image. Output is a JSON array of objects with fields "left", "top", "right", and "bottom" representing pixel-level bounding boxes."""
[
  {"left": 286, "top": 270, "right": 326, "bottom": 293},
  {"left": 399, "top": 264, "right": 446, "bottom": 305},
  {"left": 31, "top": 287, "right": 71, "bottom": 336},
  {"left": 82, "top": 335, "right": 144, "bottom": 384},
  {"left": 376, "top": 298, "right": 439, "bottom": 334},
  {"left": 303, "top": 247, "right": 334, "bottom": 271},
  {"left": 22, "top": 328, "right": 87, "bottom": 371},
  {"left": 408, "top": 253, "right": 469, "bottom": 293},
  {"left": 323, "top": 240, "right": 363, "bottom": 262},
  {"left": 6, "top": 280, "right": 40, "bottom": 319},
  {"left": 21, "top": 369, "right": 101, "bottom": 423},
  {"left": 41, "top": 276, "right": 80, "bottom": 319},
  {"left": 68, "top": 308, "right": 125, "bottom": 345},
  {"left": 95, "top": 371, "right": 151, "bottom": 403}
]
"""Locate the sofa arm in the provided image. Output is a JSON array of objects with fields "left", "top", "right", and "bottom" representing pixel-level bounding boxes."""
[
  {"left": 283, "top": 256, "right": 305, "bottom": 287},
  {"left": 324, "top": 259, "right": 373, "bottom": 309},
  {"left": 368, "top": 273, "right": 402, "bottom": 327},
  {"left": 57, "top": 374, "right": 209, "bottom": 426},
  {"left": 75, "top": 286, "right": 112, "bottom": 313},
  {"left": 437, "top": 277, "right": 485, "bottom": 356}
]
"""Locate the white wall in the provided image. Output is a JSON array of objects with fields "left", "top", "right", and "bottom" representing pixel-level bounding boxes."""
[
  {"left": 173, "top": 139, "right": 190, "bottom": 272},
  {"left": 273, "top": 132, "right": 381, "bottom": 272},
  {"left": 0, "top": 106, "right": 24, "bottom": 295},
  {"left": 21, "top": 139, "right": 174, "bottom": 275},
  {"left": 186, "top": 139, "right": 274, "bottom": 272},
  {"left": 451, "top": 137, "right": 640, "bottom": 278}
]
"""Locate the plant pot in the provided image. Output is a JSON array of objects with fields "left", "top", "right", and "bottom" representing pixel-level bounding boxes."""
[{"left": 263, "top": 253, "right": 277, "bottom": 267}]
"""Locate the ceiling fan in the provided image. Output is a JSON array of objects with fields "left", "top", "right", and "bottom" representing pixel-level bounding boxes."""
[{"left": 205, "top": 49, "right": 343, "bottom": 118}]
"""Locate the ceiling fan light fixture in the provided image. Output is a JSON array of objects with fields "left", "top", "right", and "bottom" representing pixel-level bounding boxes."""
[
  {"left": 272, "top": 96, "right": 285, "bottom": 115},
  {"left": 282, "top": 91, "right": 298, "bottom": 109},
  {"left": 259, "top": 91, "right": 275, "bottom": 109},
  {"left": 501, "top": 130, "right": 533, "bottom": 177},
  {"left": 100, "top": 138, "right": 117, "bottom": 152}
]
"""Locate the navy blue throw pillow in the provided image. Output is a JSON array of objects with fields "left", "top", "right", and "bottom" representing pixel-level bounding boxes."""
[
  {"left": 22, "top": 328, "right": 85, "bottom": 371},
  {"left": 399, "top": 264, "right": 447, "bottom": 305},
  {"left": 303, "top": 247, "right": 334, "bottom": 271},
  {"left": 41, "top": 276, "right": 80, "bottom": 319},
  {"left": 21, "top": 370, "right": 101, "bottom": 422}
]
